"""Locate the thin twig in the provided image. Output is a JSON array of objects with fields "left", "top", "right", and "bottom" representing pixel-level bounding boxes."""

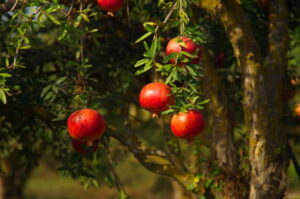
[
  {"left": 102, "top": 140, "right": 127, "bottom": 194},
  {"left": 154, "top": 1, "right": 177, "bottom": 33},
  {"left": 287, "top": 142, "right": 300, "bottom": 180},
  {"left": 9, "top": 0, "right": 19, "bottom": 11},
  {"left": 67, "top": 0, "right": 75, "bottom": 19}
]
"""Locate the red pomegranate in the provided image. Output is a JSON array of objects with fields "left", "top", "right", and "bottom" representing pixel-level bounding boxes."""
[
  {"left": 166, "top": 37, "right": 202, "bottom": 65},
  {"left": 295, "top": 104, "right": 300, "bottom": 117},
  {"left": 72, "top": 139, "right": 99, "bottom": 155},
  {"left": 97, "top": 0, "right": 123, "bottom": 13},
  {"left": 139, "top": 82, "right": 174, "bottom": 114},
  {"left": 170, "top": 110, "right": 205, "bottom": 139},
  {"left": 67, "top": 108, "right": 106, "bottom": 143}
]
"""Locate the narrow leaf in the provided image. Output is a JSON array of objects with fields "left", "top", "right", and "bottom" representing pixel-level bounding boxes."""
[{"left": 135, "top": 32, "right": 153, "bottom": 43}]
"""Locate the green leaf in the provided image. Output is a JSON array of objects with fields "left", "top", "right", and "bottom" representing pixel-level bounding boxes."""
[
  {"left": 149, "top": 37, "right": 158, "bottom": 58},
  {"left": 134, "top": 58, "right": 149, "bottom": 67},
  {"left": 143, "top": 41, "right": 150, "bottom": 51},
  {"left": 41, "top": 85, "right": 51, "bottom": 98},
  {"left": 135, "top": 60, "right": 153, "bottom": 75},
  {"left": 186, "top": 65, "right": 198, "bottom": 77},
  {"left": 55, "top": 77, "right": 67, "bottom": 84},
  {"left": 0, "top": 90, "right": 7, "bottom": 104},
  {"left": 198, "top": 99, "right": 210, "bottom": 105},
  {"left": 46, "top": 5, "right": 60, "bottom": 13},
  {"left": 135, "top": 32, "right": 153, "bottom": 43},
  {"left": 143, "top": 24, "right": 155, "bottom": 33},
  {"left": 5, "top": 57, "right": 9, "bottom": 67},
  {"left": 88, "top": 29, "right": 98, "bottom": 33},
  {"left": 161, "top": 108, "right": 176, "bottom": 115},
  {"left": 143, "top": 22, "right": 157, "bottom": 33},
  {"left": 181, "top": 51, "right": 198, "bottom": 59},
  {"left": 118, "top": 191, "right": 129, "bottom": 199},
  {"left": 47, "top": 14, "right": 61, "bottom": 25},
  {"left": 0, "top": 73, "right": 12, "bottom": 78},
  {"left": 163, "top": 52, "right": 176, "bottom": 63},
  {"left": 20, "top": 45, "right": 31, "bottom": 49},
  {"left": 165, "top": 68, "right": 178, "bottom": 84},
  {"left": 80, "top": 13, "right": 89, "bottom": 23}
]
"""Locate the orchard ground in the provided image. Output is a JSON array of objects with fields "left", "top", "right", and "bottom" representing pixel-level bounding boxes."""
[{"left": 23, "top": 148, "right": 300, "bottom": 199}]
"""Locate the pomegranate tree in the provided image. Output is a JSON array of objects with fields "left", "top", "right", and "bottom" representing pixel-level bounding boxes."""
[
  {"left": 170, "top": 110, "right": 205, "bottom": 139},
  {"left": 97, "top": 0, "right": 123, "bottom": 14},
  {"left": 72, "top": 139, "right": 99, "bottom": 155},
  {"left": 139, "top": 82, "right": 174, "bottom": 115},
  {"left": 166, "top": 36, "right": 202, "bottom": 65},
  {"left": 67, "top": 108, "right": 106, "bottom": 143}
]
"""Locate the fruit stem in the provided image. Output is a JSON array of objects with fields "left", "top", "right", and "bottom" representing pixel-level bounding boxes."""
[
  {"left": 186, "top": 137, "right": 194, "bottom": 145},
  {"left": 86, "top": 140, "right": 93, "bottom": 147},
  {"left": 107, "top": 11, "right": 114, "bottom": 17},
  {"left": 152, "top": 113, "right": 160, "bottom": 119}
]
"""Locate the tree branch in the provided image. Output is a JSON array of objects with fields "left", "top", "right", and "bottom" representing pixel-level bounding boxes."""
[
  {"left": 107, "top": 127, "right": 194, "bottom": 187},
  {"left": 0, "top": 0, "right": 21, "bottom": 14}
]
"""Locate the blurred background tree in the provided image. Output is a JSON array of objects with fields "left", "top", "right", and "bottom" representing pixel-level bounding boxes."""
[{"left": 0, "top": 0, "right": 299, "bottom": 199}]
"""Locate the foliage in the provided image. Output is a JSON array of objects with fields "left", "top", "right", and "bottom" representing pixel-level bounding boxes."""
[{"left": 0, "top": 0, "right": 299, "bottom": 198}]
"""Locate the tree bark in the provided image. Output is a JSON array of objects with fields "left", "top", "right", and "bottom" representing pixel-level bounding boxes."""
[
  {"left": 202, "top": 48, "right": 246, "bottom": 198},
  {"left": 0, "top": 152, "right": 34, "bottom": 199},
  {"left": 215, "top": 0, "right": 289, "bottom": 198}
]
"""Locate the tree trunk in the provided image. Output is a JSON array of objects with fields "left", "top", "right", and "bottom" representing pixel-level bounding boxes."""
[
  {"left": 0, "top": 152, "right": 34, "bottom": 199},
  {"left": 216, "top": 0, "right": 289, "bottom": 198},
  {"left": 202, "top": 48, "right": 246, "bottom": 198}
]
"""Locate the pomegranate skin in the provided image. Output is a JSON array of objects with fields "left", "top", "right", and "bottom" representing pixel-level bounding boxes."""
[
  {"left": 67, "top": 108, "right": 106, "bottom": 142},
  {"left": 139, "top": 82, "right": 174, "bottom": 114},
  {"left": 170, "top": 110, "right": 205, "bottom": 139},
  {"left": 166, "top": 37, "right": 202, "bottom": 65},
  {"left": 72, "top": 139, "right": 99, "bottom": 155},
  {"left": 295, "top": 104, "right": 300, "bottom": 117},
  {"left": 97, "top": 0, "right": 123, "bottom": 12}
]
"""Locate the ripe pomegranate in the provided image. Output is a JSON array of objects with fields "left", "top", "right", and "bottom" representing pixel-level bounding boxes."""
[
  {"left": 67, "top": 108, "right": 106, "bottom": 143},
  {"left": 166, "top": 37, "right": 202, "bottom": 65},
  {"left": 97, "top": 0, "right": 123, "bottom": 14},
  {"left": 170, "top": 110, "right": 205, "bottom": 139},
  {"left": 295, "top": 104, "right": 300, "bottom": 117},
  {"left": 72, "top": 139, "right": 99, "bottom": 155},
  {"left": 139, "top": 82, "right": 174, "bottom": 114},
  {"left": 291, "top": 78, "right": 298, "bottom": 86}
]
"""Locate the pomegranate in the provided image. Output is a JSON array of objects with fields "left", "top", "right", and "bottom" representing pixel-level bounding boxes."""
[
  {"left": 72, "top": 139, "right": 99, "bottom": 155},
  {"left": 139, "top": 82, "right": 174, "bottom": 114},
  {"left": 97, "top": 0, "right": 123, "bottom": 13},
  {"left": 67, "top": 108, "right": 106, "bottom": 143},
  {"left": 170, "top": 110, "right": 205, "bottom": 139},
  {"left": 166, "top": 37, "right": 202, "bottom": 65},
  {"left": 295, "top": 104, "right": 300, "bottom": 117}
]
